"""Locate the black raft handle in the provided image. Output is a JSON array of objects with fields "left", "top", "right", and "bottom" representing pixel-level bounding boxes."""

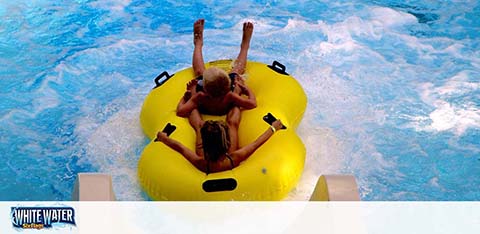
[
  {"left": 263, "top": 112, "right": 287, "bottom": 129},
  {"left": 267, "top": 60, "right": 289, "bottom": 75},
  {"left": 154, "top": 123, "right": 177, "bottom": 142},
  {"left": 161, "top": 123, "right": 176, "bottom": 137},
  {"left": 202, "top": 178, "right": 237, "bottom": 192},
  {"left": 154, "top": 71, "right": 174, "bottom": 89}
]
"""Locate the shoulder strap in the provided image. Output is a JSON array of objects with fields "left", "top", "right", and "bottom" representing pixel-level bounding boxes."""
[{"left": 225, "top": 153, "right": 235, "bottom": 169}]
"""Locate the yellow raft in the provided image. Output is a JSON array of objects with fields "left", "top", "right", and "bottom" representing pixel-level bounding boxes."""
[{"left": 138, "top": 60, "right": 307, "bottom": 200}]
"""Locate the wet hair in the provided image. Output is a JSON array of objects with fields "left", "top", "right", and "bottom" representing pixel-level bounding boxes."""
[
  {"left": 203, "top": 67, "right": 231, "bottom": 97},
  {"left": 200, "top": 120, "right": 230, "bottom": 162}
]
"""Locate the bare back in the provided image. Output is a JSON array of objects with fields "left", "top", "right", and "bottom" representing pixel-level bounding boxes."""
[{"left": 197, "top": 93, "right": 234, "bottom": 116}]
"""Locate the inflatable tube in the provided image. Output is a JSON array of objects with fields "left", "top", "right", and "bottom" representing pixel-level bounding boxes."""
[{"left": 138, "top": 60, "right": 307, "bottom": 200}]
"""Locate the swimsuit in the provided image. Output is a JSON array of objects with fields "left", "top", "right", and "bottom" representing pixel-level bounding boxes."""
[{"left": 206, "top": 153, "right": 235, "bottom": 175}]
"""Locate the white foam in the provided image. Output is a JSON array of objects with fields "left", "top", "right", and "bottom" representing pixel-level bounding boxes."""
[
  {"left": 285, "top": 121, "right": 347, "bottom": 200},
  {"left": 369, "top": 7, "right": 417, "bottom": 28},
  {"left": 232, "top": 10, "right": 438, "bottom": 200},
  {"left": 415, "top": 72, "right": 480, "bottom": 135},
  {"left": 82, "top": 105, "right": 145, "bottom": 200},
  {"left": 437, "top": 72, "right": 479, "bottom": 96},
  {"left": 88, "top": 0, "right": 131, "bottom": 12},
  {"left": 72, "top": 86, "right": 148, "bottom": 200},
  {"left": 429, "top": 102, "right": 480, "bottom": 135}
]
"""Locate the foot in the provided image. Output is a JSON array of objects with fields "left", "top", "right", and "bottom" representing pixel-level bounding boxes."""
[
  {"left": 183, "top": 79, "right": 198, "bottom": 101},
  {"left": 193, "top": 19, "right": 204, "bottom": 46},
  {"left": 241, "top": 22, "right": 253, "bottom": 49},
  {"left": 186, "top": 79, "right": 197, "bottom": 91}
]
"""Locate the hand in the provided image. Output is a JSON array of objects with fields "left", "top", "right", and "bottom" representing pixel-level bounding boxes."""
[
  {"left": 272, "top": 119, "right": 284, "bottom": 131},
  {"left": 154, "top": 132, "right": 168, "bottom": 142},
  {"left": 186, "top": 79, "right": 198, "bottom": 92},
  {"left": 236, "top": 82, "right": 249, "bottom": 95}
]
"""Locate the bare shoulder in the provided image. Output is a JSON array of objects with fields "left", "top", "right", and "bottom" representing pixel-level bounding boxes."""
[
  {"left": 190, "top": 156, "right": 208, "bottom": 172},
  {"left": 228, "top": 150, "right": 247, "bottom": 167},
  {"left": 224, "top": 91, "right": 235, "bottom": 99},
  {"left": 226, "top": 92, "right": 241, "bottom": 101},
  {"left": 192, "top": 92, "right": 206, "bottom": 102}
]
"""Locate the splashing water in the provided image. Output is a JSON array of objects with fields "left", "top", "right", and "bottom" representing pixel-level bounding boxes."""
[{"left": 0, "top": 0, "right": 479, "bottom": 201}]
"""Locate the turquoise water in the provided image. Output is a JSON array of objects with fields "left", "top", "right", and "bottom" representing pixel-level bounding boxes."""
[{"left": 0, "top": 0, "right": 479, "bottom": 201}]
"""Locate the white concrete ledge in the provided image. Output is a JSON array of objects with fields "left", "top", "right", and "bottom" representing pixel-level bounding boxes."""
[
  {"left": 72, "top": 173, "right": 116, "bottom": 201},
  {"left": 310, "top": 175, "right": 360, "bottom": 201}
]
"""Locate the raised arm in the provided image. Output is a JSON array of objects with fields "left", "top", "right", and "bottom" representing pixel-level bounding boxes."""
[
  {"left": 176, "top": 93, "right": 199, "bottom": 117},
  {"left": 230, "top": 82, "right": 257, "bottom": 109},
  {"left": 155, "top": 132, "right": 206, "bottom": 170},
  {"left": 176, "top": 79, "right": 202, "bottom": 117},
  {"left": 229, "top": 120, "right": 283, "bottom": 166}
]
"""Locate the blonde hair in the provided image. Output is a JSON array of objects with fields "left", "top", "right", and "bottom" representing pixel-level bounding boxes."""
[{"left": 203, "top": 67, "right": 231, "bottom": 97}]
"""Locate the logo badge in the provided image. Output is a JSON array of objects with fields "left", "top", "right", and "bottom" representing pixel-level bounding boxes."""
[{"left": 11, "top": 206, "right": 76, "bottom": 229}]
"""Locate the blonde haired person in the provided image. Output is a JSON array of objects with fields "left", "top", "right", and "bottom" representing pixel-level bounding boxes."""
[{"left": 176, "top": 19, "right": 257, "bottom": 117}]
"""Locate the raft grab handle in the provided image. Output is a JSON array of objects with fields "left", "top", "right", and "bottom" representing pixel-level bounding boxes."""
[
  {"left": 263, "top": 113, "right": 287, "bottom": 129},
  {"left": 267, "top": 60, "right": 289, "bottom": 75},
  {"left": 154, "top": 123, "right": 176, "bottom": 142},
  {"left": 154, "top": 71, "right": 174, "bottom": 89},
  {"left": 202, "top": 178, "right": 237, "bottom": 192}
]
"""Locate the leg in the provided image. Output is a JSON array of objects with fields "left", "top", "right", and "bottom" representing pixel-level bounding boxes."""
[
  {"left": 192, "top": 19, "right": 206, "bottom": 77},
  {"left": 189, "top": 109, "right": 205, "bottom": 157},
  {"left": 230, "top": 22, "right": 254, "bottom": 77},
  {"left": 226, "top": 106, "right": 241, "bottom": 153}
]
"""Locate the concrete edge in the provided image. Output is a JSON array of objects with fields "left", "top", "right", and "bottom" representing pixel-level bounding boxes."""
[
  {"left": 310, "top": 175, "right": 360, "bottom": 201},
  {"left": 72, "top": 173, "right": 116, "bottom": 201}
]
